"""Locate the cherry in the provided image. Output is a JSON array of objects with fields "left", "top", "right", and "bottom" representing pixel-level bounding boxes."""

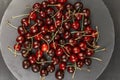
[
  {"left": 41, "top": 43, "right": 48, "bottom": 52},
  {"left": 63, "top": 21, "right": 71, "bottom": 30},
  {"left": 77, "top": 52, "right": 86, "bottom": 60},
  {"left": 40, "top": 25, "right": 48, "bottom": 34},
  {"left": 52, "top": 56, "right": 60, "bottom": 65},
  {"left": 36, "top": 19, "right": 44, "bottom": 27},
  {"left": 83, "top": 18, "right": 91, "bottom": 26},
  {"left": 25, "top": 32, "right": 32, "bottom": 40},
  {"left": 59, "top": 62, "right": 66, "bottom": 70},
  {"left": 14, "top": 43, "right": 21, "bottom": 51},
  {"left": 79, "top": 42, "right": 87, "bottom": 51},
  {"left": 56, "top": 3, "right": 64, "bottom": 10},
  {"left": 76, "top": 60, "right": 84, "bottom": 68},
  {"left": 16, "top": 35, "right": 25, "bottom": 44},
  {"left": 91, "top": 30, "right": 98, "bottom": 38},
  {"left": 72, "top": 21, "right": 80, "bottom": 30},
  {"left": 45, "top": 17, "right": 53, "bottom": 25},
  {"left": 69, "top": 54, "right": 78, "bottom": 63},
  {"left": 44, "top": 33, "right": 51, "bottom": 42},
  {"left": 61, "top": 54, "right": 68, "bottom": 62},
  {"left": 84, "top": 36, "right": 92, "bottom": 42},
  {"left": 65, "top": 3, "right": 73, "bottom": 11},
  {"left": 21, "top": 49, "right": 30, "bottom": 58},
  {"left": 49, "top": 25, "right": 56, "bottom": 32},
  {"left": 86, "top": 49, "right": 94, "bottom": 57},
  {"left": 55, "top": 47, "right": 64, "bottom": 56},
  {"left": 55, "top": 70, "right": 64, "bottom": 80},
  {"left": 36, "top": 49, "right": 43, "bottom": 59},
  {"left": 58, "top": 0, "right": 67, "bottom": 4},
  {"left": 84, "top": 58, "right": 92, "bottom": 66},
  {"left": 50, "top": 41, "right": 58, "bottom": 49},
  {"left": 34, "top": 33, "right": 43, "bottom": 41},
  {"left": 74, "top": 32, "right": 82, "bottom": 38},
  {"left": 22, "top": 60, "right": 31, "bottom": 69},
  {"left": 64, "top": 12, "right": 72, "bottom": 20},
  {"left": 48, "top": 48, "right": 55, "bottom": 57},
  {"left": 33, "top": 41, "right": 40, "bottom": 49},
  {"left": 84, "top": 26, "right": 93, "bottom": 34},
  {"left": 55, "top": 19, "right": 62, "bottom": 27},
  {"left": 39, "top": 57, "right": 47, "bottom": 66},
  {"left": 39, "top": 10, "right": 47, "bottom": 18},
  {"left": 75, "top": 13, "right": 82, "bottom": 21},
  {"left": 23, "top": 40, "right": 31, "bottom": 49},
  {"left": 40, "top": 69, "right": 48, "bottom": 77},
  {"left": 48, "top": 0, "right": 57, "bottom": 4},
  {"left": 54, "top": 34, "right": 61, "bottom": 41},
  {"left": 83, "top": 8, "right": 90, "bottom": 18},
  {"left": 64, "top": 31, "right": 71, "bottom": 39},
  {"left": 59, "top": 39, "right": 66, "bottom": 45},
  {"left": 47, "top": 64, "right": 55, "bottom": 73},
  {"left": 29, "top": 11, "right": 37, "bottom": 20},
  {"left": 21, "top": 18, "right": 29, "bottom": 27},
  {"left": 67, "top": 66, "right": 75, "bottom": 73},
  {"left": 74, "top": 2, "right": 83, "bottom": 11},
  {"left": 72, "top": 46, "right": 81, "bottom": 54},
  {"left": 56, "top": 11, "right": 63, "bottom": 20},
  {"left": 69, "top": 38, "right": 77, "bottom": 46},
  {"left": 33, "top": 3, "right": 41, "bottom": 10},
  {"left": 58, "top": 27, "right": 65, "bottom": 34},
  {"left": 28, "top": 55, "right": 37, "bottom": 64},
  {"left": 31, "top": 64, "right": 40, "bottom": 73},
  {"left": 46, "top": 7, "right": 55, "bottom": 16},
  {"left": 64, "top": 44, "right": 72, "bottom": 53},
  {"left": 30, "top": 25, "right": 38, "bottom": 34},
  {"left": 17, "top": 26, "right": 26, "bottom": 35},
  {"left": 41, "top": 1, "right": 48, "bottom": 9}
]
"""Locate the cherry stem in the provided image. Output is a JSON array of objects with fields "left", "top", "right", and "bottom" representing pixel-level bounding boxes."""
[
  {"left": 71, "top": 31, "right": 85, "bottom": 34},
  {"left": 87, "top": 42, "right": 100, "bottom": 49},
  {"left": 72, "top": 10, "right": 76, "bottom": 22},
  {"left": 7, "top": 21, "right": 17, "bottom": 29},
  {"left": 77, "top": 67, "right": 91, "bottom": 72},
  {"left": 90, "top": 57, "right": 102, "bottom": 62},
  {"left": 95, "top": 26, "right": 99, "bottom": 42},
  {"left": 36, "top": 60, "right": 53, "bottom": 64},
  {"left": 7, "top": 46, "right": 21, "bottom": 57},
  {"left": 11, "top": 14, "right": 29, "bottom": 19},
  {"left": 95, "top": 48, "right": 106, "bottom": 53},
  {"left": 72, "top": 63, "right": 77, "bottom": 80},
  {"left": 51, "top": 10, "right": 61, "bottom": 18},
  {"left": 28, "top": 32, "right": 42, "bottom": 39},
  {"left": 81, "top": 15, "right": 85, "bottom": 31}
]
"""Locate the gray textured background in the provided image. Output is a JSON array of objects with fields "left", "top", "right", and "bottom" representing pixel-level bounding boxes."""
[{"left": 0, "top": 0, "right": 120, "bottom": 80}]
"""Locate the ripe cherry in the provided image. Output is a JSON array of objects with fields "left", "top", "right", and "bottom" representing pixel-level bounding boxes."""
[
  {"left": 61, "top": 54, "right": 68, "bottom": 62},
  {"left": 31, "top": 64, "right": 40, "bottom": 73},
  {"left": 14, "top": 43, "right": 21, "bottom": 51},
  {"left": 23, "top": 40, "right": 31, "bottom": 49},
  {"left": 55, "top": 70, "right": 64, "bottom": 80},
  {"left": 41, "top": 43, "right": 48, "bottom": 52},
  {"left": 91, "top": 30, "right": 98, "bottom": 38},
  {"left": 55, "top": 47, "right": 64, "bottom": 56},
  {"left": 22, "top": 60, "right": 31, "bottom": 69},
  {"left": 21, "top": 49, "right": 30, "bottom": 58},
  {"left": 64, "top": 31, "right": 71, "bottom": 39},
  {"left": 63, "top": 21, "right": 71, "bottom": 30},
  {"left": 40, "top": 25, "right": 48, "bottom": 34},
  {"left": 39, "top": 10, "right": 47, "bottom": 18},
  {"left": 74, "top": 2, "right": 83, "bottom": 11},
  {"left": 17, "top": 26, "right": 26, "bottom": 35},
  {"left": 33, "top": 3, "right": 41, "bottom": 10},
  {"left": 65, "top": 3, "right": 73, "bottom": 11},
  {"left": 36, "top": 19, "right": 44, "bottom": 27},
  {"left": 59, "top": 62, "right": 66, "bottom": 70},
  {"left": 49, "top": 25, "right": 56, "bottom": 32},
  {"left": 48, "top": 0, "right": 57, "bottom": 4},
  {"left": 34, "top": 33, "right": 43, "bottom": 41},
  {"left": 47, "top": 64, "right": 55, "bottom": 73},
  {"left": 28, "top": 55, "right": 37, "bottom": 64},
  {"left": 16, "top": 35, "right": 25, "bottom": 44},
  {"left": 83, "top": 18, "right": 91, "bottom": 26},
  {"left": 25, "top": 32, "right": 32, "bottom": 39},
  {"left": 56, "top": 11, "right": 63, "bottom": 20},
  {"left": 29, "top": 11, "right": 37, "bottom": 20},
  {"left": 84, "top": 36, "right": 92, "bottom": 42},
  {"left": 84, "top": 58, "right": 92, "bottom": 66},
  {"left": 76, "top": 60, "right": 84, "bottom": 68},
  {"left": 69, "top": 54, "right": 78, "bottom": 63},
  {"left": 77, "top": 52, "right": 86, "bottom": 60},
  {"left": 84, "top": 26, "right": 93, "bottom": 34},
  {"left": 83, "top": 8, "right": 90, "bottom": 18},
  {"left": 72, "top": 21, "right": 80, "bottom": 30},
  {"left": 46, "top": 7, "right": 55, "bottom": 16},
  {"left": 86, "top": 49, "right": 94, "bottom": 57},
  {"left": 75, "top": 13, "right": 82, "bottom": 21},
  {"left": 69, "top": 38, "right": 77, "bottom": 46},
  {"left": 72, "top": 46, "right": 81, "bottom": 54},
  {"left": 36, "top": 49, "right": 43, "bottom": 60},
  {"left": 45, "top": 17, "right": 53, "bottom": 25},
  {"left": 21, "top": 18, "right": 29, "bottom": 27},
  {"left": 48, "top": 48, "right": 55, "bottom": 57},
  {"left": 79, "top": 42, "right": 87, "bottom": 51},
  {"left": 40, "top": 69, "right": 48, "bottom": 77},
  {"left": 41, "top": 1, "right": 48, "bottom": 9},
  {"left": 58, "top": 0, "right": 67, "bottom": 4},
  {"left": 52, "top": 56, "right": 60, "bottom": 65},
  {"left": 30, "top": 25, "right": 38, "bottom": 34},
  {"left": 67, "top": 66, "right": 75, "bottom": 73}
]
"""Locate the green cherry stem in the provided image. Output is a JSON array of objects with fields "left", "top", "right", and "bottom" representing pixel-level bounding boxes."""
[
  {"left": 36, "top": 60, "right": 53, "bottom": 64},
  {"left": 7, "top": 20, "right": 17, "bottom": 29},
  {"left": 81, "top": 15, "right": 85, "bottom": 31},
  {"left": 95, "top": 48, "right": 106, "bottom": 53},
  {"left": 95, "top": 26, "right": 99, "bottom": 42},
  {"left": 90, "top": 57, "right": 102, "bottom": 62},
  {"left": 11, "top": 14, "right": 29, "bottom": 19}
]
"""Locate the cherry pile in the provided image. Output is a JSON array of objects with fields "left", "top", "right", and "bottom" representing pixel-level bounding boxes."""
[{"left": 9, "top": 0, "right": 105, "bottom": 80}]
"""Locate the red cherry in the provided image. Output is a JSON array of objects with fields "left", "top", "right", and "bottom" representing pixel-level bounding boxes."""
[
  {"left": 56, "top": 3, "right": 64, "bottom": 10},
  {"left": 40, "top": 25, "right": 48, "bottom": 34},
  {"left": 36, "top": 19, "right": 44, "bottom": 27},
  {"left": 34, "top": 33, "right": 43, "bottom": 41},
  {"left": 50, "top": 41, "right": 58, "bottom": 49},
  {"left": 25, "top": 32, "right": 32, "bottom": 39},
  {"left": 86, "top": 49, "right": 94, "bottom": 57},
  {"left": 56, "top": 11, "right": 63, "bottom": 20},
  {"left": 91, "top": 30, "right": 98, "bottom": 38},
  {"left": 79, "top": 42, "right": 87, "bottom": 51},
  {"left": 58, "top": 0, "right": 67, "bottom": 4},
  {"left": 46, "top": 7, "right": 55, "bottom": 16},
  {"left": 69, "top": 38, "right": 77, "bottom": 46},
  {"left": 84, "top": 26, "right": 93, "bottom": 34},
  {"left": 17, "top": 26, "right": 26, "bottom": 35},
  {"left": 67, "top": 66, "right": 75, "bottom": 73},
  {"left": 52, "top": 56, "right": 60, "bottom": 65},
  {"left": 48, "top": 0, "right": 57, "bottom": 4},
  {"left": 55, "top": 47, "right": 64, "bottom": 56},
  {"left": 84, "top": 36, "right": 92, "bottom": 42},
  {"left": 76, "top": 60, "right": 84, "bottom": 68},
  {"left": 83, "top": 8, "right": 90, "bottom": 18},
  {"left": 72, "top": 21, "right": 80, "bottom": 30},
  {"left": 14, "top": 43, "right": 22, "bottom": 51},
  {"left": 33, "top": 3, "right": 41, "bottom": 10},
  {"left": 59, "top": 62, "right": 66, "bottom": 70},
  {"left": 21, "top": 18, "right": 29, "bottom": 27},
  {"left": 72, "top": 46, "right": 81, "bottom": 54},
  {"left": 75, "top": 13, "right": 82, "bottom": 21},
  {"left": 64, "top": 44, "right": 72, "bottom": 53},
  {"left": 29, "top": 11, "right": 37, "bottom": 20},
  {"left": 41, "top": 43, "right": 48, "bottom": 52},
  {"left": 55, "top": 20, "right": 62, "bottom": 27},
  {"left": 77, "top": 52, "right": 86, "bottom": 60},
  {"left": 16, "top": 35, "right": 25, "bottom": 44},
  {"left": 41, "top": 1, "right": 48, "bottom": 9},
  {"left": 33, "top": 41, "right": 40, "bottom": 49},
  {"left": 49, "top": 25, "right": 56, "bottom": 32},
  {"left": 28, "top": 55, "right": 37, "bottom": 64},
  {"left": 39, "top": 10, "right": 47, "bottom": 18},
  {"left": 30, "top": 25, "right": 38, "bottom": 34},
  {"left": 69, "top": 54, "right": 78, "bottom": 63},
  {"left": 36, "top": 49, "right": 43, "bottom": 59},
  {"left": 45, "top": 17, "right": 53, "bottom": 25}
]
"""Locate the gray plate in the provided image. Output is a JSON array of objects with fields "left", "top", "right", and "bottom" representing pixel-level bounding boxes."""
[{"left": 0, "top": 0, "right": 115, "bottom": 80}]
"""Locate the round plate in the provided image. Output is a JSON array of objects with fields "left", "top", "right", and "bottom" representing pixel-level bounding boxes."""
[{"left": 0, "top": 0, "right": 115, "bottom": 80}]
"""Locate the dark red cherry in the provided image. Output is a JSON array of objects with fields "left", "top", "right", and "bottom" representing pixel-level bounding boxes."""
[
  {"left": 84, "top": 36, "right": 92, "bottom": 42},
  {"left": 31, "top": 64, "right": 40, "bottom": 73},
  {"left": 55, "top": 47, "right": 64, "bottom": 56},
  {"left": 91, "top": 30, "right": 98, "bottom": 38},
  {"left": 49, "top": 25, "right": 56, "bottom": 32},
  {"left": 23, "top": 40, "right": 31, "bottom": 49},
  {"left": 45, "top": 17, "right": 53, "bottom": 25},
  {"left": 16, "top": 35, "right": 25, "bottom": 44},
  {"left": 28, "top": 55, "right": 37, "bottom": 64},
  {"left": 22, "top": 60, "right": 31, "bottom": 69},
  {"left": 25, "top": 32, "right": 32, "bottom": 39},
  {"left": 30, "top": 25, "right": 38, "bottom": 34},
  {"left": 61, "top": 54, "right": 68, "bottom": 62},
  {"left": 64, "top": 31, "right": 71, "bottom": 39},
  {"left": 29, "top": 11, "right": 37, "bottom": 20},
  {"left": 56, "top": 3, "right": 64, "bottom": 10},
  {"left": 21, "top": 18, "right": 29, "bottom": 27},
  {"left": 14, "top": 43, "right": 21, "bottom": 51},
  {"left": 77, "top": 52, "right": 86, "bottom": 60},
  {"left": 69, "top": 38, "right": 77, "bottom": 46},
  {"left": 40, "top": 69, "right": 48, "bottom": 77},
  {"left": 76, "top": 60, "right": 84, "bottom": 68},
  {"left": 59, "top": 62, "right": 66, "bottom": 70},
  {"left": 55, "top": 20, "right": 62, "bottom": 27},
  {"left": 34, "top": 33, "right": 43, "bottom": 41},
  {"left": 72, "top": 21, "right": 80, "bottom": 30},
  {"left": 39, "top": 10, "right": 47, "bottom": 18},
  {"left": 72, "top": 46, "right": 81, "bottom": 54},
  {"left": 17, "top": 26, "right": 26, "bottom": 35},
  {"left": 65, "top": 3, "right": 73, "bottom": 11},
  {"left": 36, "top": 19, "right": 44, "bottom": 27},
  {"left": 64, "top": 44, "right": 72, "bottom": 53},
  {"left": 48, "top": 0, "right": 57, "bottom": 4},
  {"left": 47, "top": 64, "right": 55, "bottom": 73},
  {"left": 46, "top": 7, "right": 55, "bottom": 16},
  {"left": 67, "top": 66, "right": 75, "bottom": 73},
  {"left": 39, "top": 57, "right": 47, "bottom": 66},
  {"left": 74, "top": 2, "right": 83, "bottom": 11},
  {"left": 55, "top": 70, "right": 64, "bottom": 80},
  {"left": 86, "top": 49, "right": 94, "bottom": 57},
  {"left": 58, "top": 0, "right": 67, "bottom": 4},
  {"left": 75, "top": 13, "right": 82, "bottom": 21},
  {"left": 69, "top": 54, "right": 78, "bottom": 63},
  {"left": 83, "top": 8, "right": 90, "bottom": 18},
  {"left": 44, "top": 33, "right": 51, "bottom": 42},
  {"left": 74, "top": 32, "right": 82, "bottom": 38},
  {"left": 52, "top": 56, "right": 60, "bottom": 65},
  {"left": 79, "top": 42, "right": 87, "bottom": 51},
  {"left": 59, "top": 39, "right": 66, "bottom": 45},
  {"left": 58, "top": 27, "right": 65, "bottom": 34},
  {"left": 41, "top": 43, "right": 48, "bottom": 52},
  {"left": 33, "top": 3, "right": 41, "bottom": 10},
  {"left": 84, "top": 26, "right": 93, "bottom": 34},
  {"left": 56, "top": 11, "right": 63, "bottom": 20},
  {"left": 41, "top": 1, "right": 48, "bottom": 9},
  {"left": 48, "top": 48, "right": 55, "bottom": 57},
  {"left": 84, "top": 58, "right": 92, "bottom": 66},
  {"left": 63, "top": 21, "right": 71, "bottom": 30},
  {"left": 83, "top": 18, "right": 91, "bottom": 26},
  {"left": 21, "top": 49, "right": 30, "bottom": 58},
  {"left": 40, "top": 25, "right": 48, "bottom": 34},
  {"left": 54, "top": 34, "right": 61, "bottom": 41},
  {"left": 50, "top": 41, "right": 58, "bottom": 49},
  {"left": 64, "top": 12, "right": 72, "bottom": 20}
]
